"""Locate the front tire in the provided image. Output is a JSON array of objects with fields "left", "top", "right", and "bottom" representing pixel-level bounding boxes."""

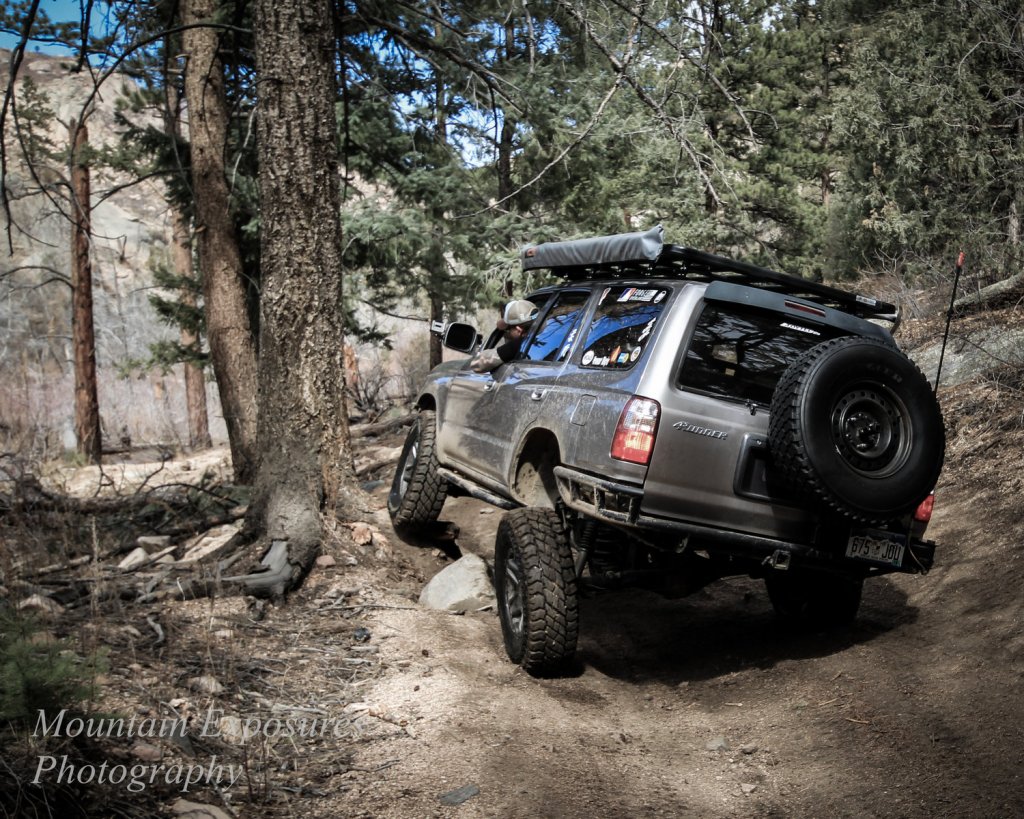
[
  {"left": 494, "top": 508, "right": 579, "bottom": 676},
  {"left": 387, "top": 410, "right": 447, "bottom": 535}
]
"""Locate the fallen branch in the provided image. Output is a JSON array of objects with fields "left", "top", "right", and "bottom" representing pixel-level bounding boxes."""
[
  {"left": 355, "top": 454, "right": 400, "bottom": 479},
  {"left": 954, "top": 270, "right": 1024, "bottom": 311},
  {"left": 349, "top": 413, "right": 415, "bottom": 440},
  {"left": 25, "top": 554, "right": 94, "bottom": 577},
  {"left": 146, "top": 614, "right": 165, "bottom": 645}
]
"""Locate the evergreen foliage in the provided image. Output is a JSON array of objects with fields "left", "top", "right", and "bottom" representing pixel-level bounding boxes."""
[
  {"left": 6, "top": 0, "right": 1023, "bottom": 372},
  {"left": 0, "top": 607, "right": 103, "bottom": 723}
]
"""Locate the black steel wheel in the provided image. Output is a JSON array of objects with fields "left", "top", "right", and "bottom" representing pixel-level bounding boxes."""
[
  {"left": 494, "top": 507, "right": 579, "bottom": 676},
  {"left": 387, "top": 410, "right": 447, "bottom": 534},
  {"left": 769, "top": 336, "right": 945, "bottom": 523}
]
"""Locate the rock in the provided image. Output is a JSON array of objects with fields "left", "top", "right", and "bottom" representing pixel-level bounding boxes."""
[
  {"left": 218, "top": 715, "right": 245, "bottom": 744},
  {"left": 372, "top": 533, "right": 393, "bottom": 560},
  {"left": 705, "top": 736, "right": 730, "bottom": 751},
  {"left": 315, "top": 554, "right": 337, "bottom": 569},
  {"left": 171, "top": 799, "right": 233, "bottom": 819},
  {"left": 741, "top": 783, "right": 758, "bottom": 795},
  {"left": 137, "top": 535, "right": 172, "bottom": 551},
  {"left": 740, "top": 743, "right": 759, "bottom": 755},
  {"left": 117, "top": 547, "right": 151, "bottom": 571},
  {"left": 353, "top": 627, "right": 372, "bottom": 643},
  {"left": 418, "top": 553, "right": 496, "bottom": 612},
  {"left": 131, "top": 741, "right": 163, "bottom": 762},
  {"left": 179, "top": 524, "right": 240, "bottom": 564},
  {"left": 439, "top": 784, "right": 480, "bottom": 806},
  {"left": 188, "top": 675, "right": 225, "bottom": 695},
  {"left": 361, "top": 480, "right": 385, "bottom": 491},
  {"left": 350, "top": 522, "right": 374, "bottom": 545},
  {"left": 17, "top": 594, "right": 64, "bottom": 617}
]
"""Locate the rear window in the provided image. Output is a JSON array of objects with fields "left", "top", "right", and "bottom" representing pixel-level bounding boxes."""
[
  {"left": 579, "top": 286, "right": 669, "bottom": 369},
  {"left": 678, "top": 302, "right": 845, "bottom": 405}
]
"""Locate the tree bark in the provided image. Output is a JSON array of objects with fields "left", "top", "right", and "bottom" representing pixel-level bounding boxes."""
[
  {"left": 182, "top": 0, "right": 258, "bottom": 481},
  {"left": 69, "top": 119, "right": 101, "bottom": 464},
  {"left": 166, "top": 68, "right": 212, "bottom": 451},
  {"left": 170, "top": 206, "right": 213, "bottom": 449},
  {"left": 251, "top": 0, "right": 357, "bottom": 578}
]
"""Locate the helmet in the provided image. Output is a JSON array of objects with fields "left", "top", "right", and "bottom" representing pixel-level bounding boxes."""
[{"left": 504, "top": 299, "right": 539, "bottom": 327}]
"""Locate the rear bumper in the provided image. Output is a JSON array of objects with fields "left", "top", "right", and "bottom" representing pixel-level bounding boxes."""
[{"left": 553, "top": 465, "right": 935, "bottom": 575}]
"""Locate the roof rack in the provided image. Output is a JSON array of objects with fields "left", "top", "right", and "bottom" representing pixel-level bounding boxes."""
[{"left": 520, "top": 226, "right": 898, "bottom": 321}]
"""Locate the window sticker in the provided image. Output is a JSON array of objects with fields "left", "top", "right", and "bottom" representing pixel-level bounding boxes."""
[
  {"left": 637, "top": 318, "right": 656, "bottom": 344},
  {"left": 579, "top": 286, "right": 669, "bottom": 370}
]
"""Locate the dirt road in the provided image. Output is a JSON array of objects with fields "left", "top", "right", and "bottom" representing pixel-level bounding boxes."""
[{"left": 332, "top": 456, "right": 1024, "bottom": 819}]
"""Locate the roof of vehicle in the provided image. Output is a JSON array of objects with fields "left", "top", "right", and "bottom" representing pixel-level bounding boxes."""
[{"left": 520, "top": 225, "right": 898, "bottom": 322}]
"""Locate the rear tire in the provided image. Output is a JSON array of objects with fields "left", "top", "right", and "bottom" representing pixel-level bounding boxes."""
[
  {"left": 494, "top": 508, "right": 579, "bottom": 676},
  {"left": 765, "top": 571, "right": 863, "bottom": 628},
  {"left": 387, "top": 410, "right": 447, "bottom": 535}
]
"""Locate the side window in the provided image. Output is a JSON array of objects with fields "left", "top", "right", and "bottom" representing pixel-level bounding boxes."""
[
  {"left": 580, "top": 286, "right": 669, "bottom": 369},
  {"left": 521, "top": 290, "right": 591, "bottom": 363},
  {"left": 677, "top": 303, "right": 843, "bottom": 405}
]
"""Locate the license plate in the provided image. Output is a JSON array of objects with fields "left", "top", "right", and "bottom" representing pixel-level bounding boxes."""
[{"left": 846, "top": 533, "right": 905, "bottom": 567}]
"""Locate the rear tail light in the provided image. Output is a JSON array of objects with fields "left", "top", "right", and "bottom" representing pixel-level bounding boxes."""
[
  {"left": 913, "top": 493, "right": 935, "bottom": 523},
  {"left": 611, "top": 396, "right": 661, "bottom": 465}
]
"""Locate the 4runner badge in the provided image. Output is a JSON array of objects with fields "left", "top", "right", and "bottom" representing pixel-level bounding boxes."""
[{"left": 673, "top": 421, "right": 728, "bottom": 440}]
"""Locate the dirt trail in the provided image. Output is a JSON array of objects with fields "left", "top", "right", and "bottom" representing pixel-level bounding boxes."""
[{"left": 333, "top": 462, "right": 1024, "bottom": 819}]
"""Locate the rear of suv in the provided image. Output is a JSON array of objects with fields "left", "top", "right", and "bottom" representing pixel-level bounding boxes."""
[{"left": 388, "top": 226, "right": 946, "bottom": 676}]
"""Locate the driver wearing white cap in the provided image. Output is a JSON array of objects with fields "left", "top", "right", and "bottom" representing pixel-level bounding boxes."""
[{"left": 470, "top": 299, "right": 539, "bottom": 373}]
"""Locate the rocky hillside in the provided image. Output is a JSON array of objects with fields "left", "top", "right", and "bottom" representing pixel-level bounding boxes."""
[{"left": 0, "top": 49, "right": 223, "bottom": 452}]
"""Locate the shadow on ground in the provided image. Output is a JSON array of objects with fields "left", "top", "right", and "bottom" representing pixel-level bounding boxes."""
[{"left": 573, "top": 575, "right": 916, "bottom": 685}]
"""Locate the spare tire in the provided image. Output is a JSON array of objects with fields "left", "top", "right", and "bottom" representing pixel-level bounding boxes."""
[{"left": 768, "top": 336, "right": 945, "bottom": 524}]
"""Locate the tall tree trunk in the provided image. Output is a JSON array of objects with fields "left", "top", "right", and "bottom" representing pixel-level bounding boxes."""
[
  {"left": 428, "top": 44, "right": 447, "bottom": 370},
  {"left": 429, "top": 292, "right": 443, "bottom": 369},
  {"left": 182, "top": 0, "right": 258, "bottom": 481},
  {"left": 170, "top": 206, "right": 213, "bottom": 449},
  {"left": 252, "top": 0, "right": 355, "bottom": 567},
  {"left": 498, "top": 16, "right": 517, "bottom": 299},
  {"left": 165, "top": 77, "right": 212, "bottom": 451},
  {"left": 69, "top": 119, "right": 101, "bottom": 464}
]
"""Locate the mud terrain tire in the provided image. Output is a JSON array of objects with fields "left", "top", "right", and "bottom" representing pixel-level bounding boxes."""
[
  {"left": 769, "top": 336, "right": 945, "bottom": 524},
  {"left": 387, "top": 410, "right": 447, "bottom": 534},
  {"left": 494, "top": 507, "right": 579, "bottom": 676},
  {"left": 765, "top": 571, "right": 864, "bottom": 628}
]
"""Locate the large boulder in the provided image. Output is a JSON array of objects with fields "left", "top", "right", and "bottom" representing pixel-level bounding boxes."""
[{"left": 419, "top": 553, "right": 496, "bottom": 613}]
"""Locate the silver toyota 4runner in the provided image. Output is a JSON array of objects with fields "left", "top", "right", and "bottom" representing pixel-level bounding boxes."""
[{"left": 388, "top": 226, "right": 946, "bottom": 676}]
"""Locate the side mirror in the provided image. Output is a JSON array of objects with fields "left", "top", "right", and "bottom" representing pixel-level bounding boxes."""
[{"left": 443, "top": 322, "right": 480, "bottom": 354}]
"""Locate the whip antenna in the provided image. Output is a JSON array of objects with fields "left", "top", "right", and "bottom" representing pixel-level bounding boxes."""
[{"left": 934, "top": 251, "right": 965, "bottom": 394}]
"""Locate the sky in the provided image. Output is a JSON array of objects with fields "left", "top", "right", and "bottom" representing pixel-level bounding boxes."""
[{"left": 1, "top": 0, "right": 101, "bottom": 56}]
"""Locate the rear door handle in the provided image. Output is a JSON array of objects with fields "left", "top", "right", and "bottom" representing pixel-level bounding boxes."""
[
  {"left": 530, "top": 389, "right": 546, "bottom": 401},
  {"left": 483, "top": 382, "right": 495, "bottom": 392}
]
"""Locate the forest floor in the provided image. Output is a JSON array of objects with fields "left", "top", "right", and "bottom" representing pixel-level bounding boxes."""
[{"left": 3, "top": 312, "right": 1024, "bottom": 819}]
